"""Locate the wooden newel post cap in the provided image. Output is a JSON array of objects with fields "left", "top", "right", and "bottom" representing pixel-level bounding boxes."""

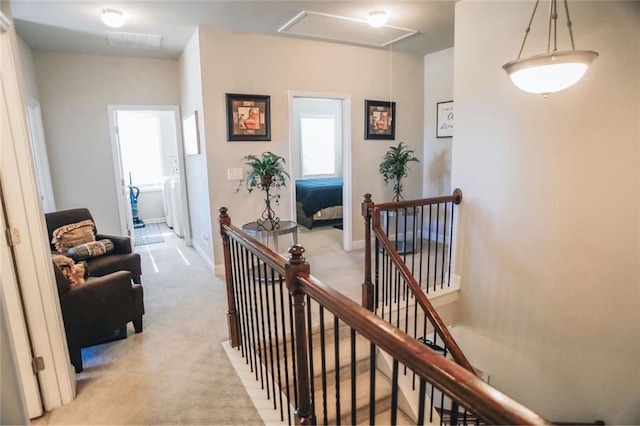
[
  {"left": 363, "top": 193, "right": 372, "bottom": 203},
  {"left": 288, "top": 244, "right": 306, "bottom": 265},
  {"left": 219, "top": 207, "right": 229, "bottom": 218},
  {"left": 452, "top": 188, "right": 463, "bottom": 205}
]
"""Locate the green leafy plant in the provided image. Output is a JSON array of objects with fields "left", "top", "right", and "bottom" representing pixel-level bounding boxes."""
[
  {"left": 379, "top": 142, "right": 420, "bottom": 201},
  {"left": 238, "top": 151, "right": 290, "bottom": 207}
]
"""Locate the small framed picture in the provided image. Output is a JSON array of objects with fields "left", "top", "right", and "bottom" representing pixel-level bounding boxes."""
[
  {"left": 226, "top": 93, "right": 271, "bottom": 141},
  {"left": 436, "top": 101, "right": 454, "bottom": 138},
  {"left": 182, "top": 111, "right": 200, "bottom": 155},
  {"left": 365, "top": 100, "right": 396, "bottom": 140}
]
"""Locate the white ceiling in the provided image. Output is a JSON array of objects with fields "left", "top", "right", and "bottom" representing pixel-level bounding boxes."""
[{"left": 9, "top": 1, "right": 457, "bottom": 60}]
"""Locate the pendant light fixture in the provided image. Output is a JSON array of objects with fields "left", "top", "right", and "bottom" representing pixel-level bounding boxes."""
[{"left": 502, "top": 0, "right": 598, "bottom": 95}]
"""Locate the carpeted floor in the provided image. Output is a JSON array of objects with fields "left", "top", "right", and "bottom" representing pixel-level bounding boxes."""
[
  {"left": 32, "top": 226, "right": 263, "bottom": 425},
  {"left": 134, "top": 222, "right": 165, "bottom": 246},
  {"left": 31, "top": 224, "right": 355, "bottom": 425}
]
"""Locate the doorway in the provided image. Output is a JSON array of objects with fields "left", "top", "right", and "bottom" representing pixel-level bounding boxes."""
[
  {"left": 26, "top": 98, "right": 56, "bottom": 213},
  {"left": 107, "top": 105, "right": 191, "bottom": 247},
  {"left": 289, "top": 92, "right": 352, "bottom": 251}
]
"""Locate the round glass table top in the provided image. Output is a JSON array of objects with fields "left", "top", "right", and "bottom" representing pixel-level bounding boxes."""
[{"left": 242, "top": 220, "right": 297, "bottom": 236}]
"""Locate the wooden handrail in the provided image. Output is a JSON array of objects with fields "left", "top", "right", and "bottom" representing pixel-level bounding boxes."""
[
  {"left": 371, "top": 188, "right": 462, "bottom": 211},
  {"left": 219, "top": 205, "right": 550, "bottom": 425},
  {"left": 296, "top": 272, "right": 550, "bottom": 425},
  {"left": 362, "top": 189, "right": 474, "bottom": 372},
  {"left": 370, "top": 206, "right": 476, "bottom": 374}
]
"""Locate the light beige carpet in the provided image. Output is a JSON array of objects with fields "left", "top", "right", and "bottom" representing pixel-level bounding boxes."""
[
  {"left": 32, "top": 223, "right": 353, "bottom": 425},
  {"left": 33, "top": 225, "right": 263, "bottom": 425}
]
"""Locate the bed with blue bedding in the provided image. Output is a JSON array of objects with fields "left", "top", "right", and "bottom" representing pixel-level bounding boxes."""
[{"left": 295, "top": 177, "right": 343, "bottom": 229}]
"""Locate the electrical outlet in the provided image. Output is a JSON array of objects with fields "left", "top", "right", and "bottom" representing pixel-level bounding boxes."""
[{"left": 227, "top": 168, "right": 244, "bottom": 181}]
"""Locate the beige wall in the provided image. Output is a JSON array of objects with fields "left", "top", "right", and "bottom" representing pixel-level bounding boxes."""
[
  {"left": 452, "top": 1, "right": 640, "bottom": 423},
  {"left": 33, "top": 52, "right": 180, "bottom": 234},
  {"left": 16, "top": 36, "right": 38, "bottom": 101},
  {"left": 198, "top": 28, "right": 425, "bottom": 265},
  {"left": 423, "top": 47, "right": 453, "bottom": 197}
]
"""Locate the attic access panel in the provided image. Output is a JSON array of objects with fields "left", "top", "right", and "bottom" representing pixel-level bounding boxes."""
[{"left": 278, "top": 11, "right": 417, "bottom": 48}]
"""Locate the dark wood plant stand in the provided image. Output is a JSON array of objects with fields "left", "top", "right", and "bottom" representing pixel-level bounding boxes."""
[{"left": 257, "top": 175, "right": 280, "bottom": 230}]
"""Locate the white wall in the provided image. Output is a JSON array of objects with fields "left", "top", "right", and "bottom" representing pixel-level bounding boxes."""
[
  {"left": 197, "top": 28, "right": 425, "bottom": 265},
  {"left": 33, "top": 52, "right": 180, "bottom": 235},
  {"left": 452, "top": 1, "right": 640, "bottom": 423},
  {"left": 423, "top": 48, "right": 453, "bottom": 197},
  {"left": 179, "top": 29, "right": 212, "bottom": 265}
]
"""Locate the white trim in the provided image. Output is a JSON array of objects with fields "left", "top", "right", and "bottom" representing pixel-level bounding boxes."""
[
  {"left": 1, "top": 24, "right": 75, "bottom": 416},
  {"left": 0, "top": 11, "right": 10, "bottom": 33},
  {"left": 287, "top": 91, "right": 353, "bottom": 252},
  {"left": 193, "top": 241, "right": 215, "bottom": 272}
]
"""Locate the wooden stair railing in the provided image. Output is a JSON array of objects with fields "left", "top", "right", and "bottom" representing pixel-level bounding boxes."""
[
  {"left": 219, "top": 206, "right": 550, "bottom": 425},
  {"left": 362, "top": 190, "right": 475, "bottom": 372}
]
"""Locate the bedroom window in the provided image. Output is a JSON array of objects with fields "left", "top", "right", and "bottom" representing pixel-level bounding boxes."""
[{"left": 300, "top": 116, "right": 336, "bottom": 177}]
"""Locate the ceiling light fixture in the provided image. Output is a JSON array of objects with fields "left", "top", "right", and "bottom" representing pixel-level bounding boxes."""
[
  {"left": 367, "top": 11, "right": 388, "bottom": 28},
  {"left": 502, "top": 0, "right": 598, "bottom": 96},
  {"left": 101, "top": 9, "right": 126, "bottom": 28}
]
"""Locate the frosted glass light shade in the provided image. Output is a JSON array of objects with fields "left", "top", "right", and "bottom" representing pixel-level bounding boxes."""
[
  {"left": 101, "top": 9, "right": 125, "bottom": 28},
  {"left": 503, "top": 50, "right": 598, "bottom": 94},
  {"left": 368, "top": 11, "right": 388, "bottom": 28}
]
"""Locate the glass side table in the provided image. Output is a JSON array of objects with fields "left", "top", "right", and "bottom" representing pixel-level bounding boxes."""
[{"left": 242, "top": 220, "right": 298, "bottom": 253}]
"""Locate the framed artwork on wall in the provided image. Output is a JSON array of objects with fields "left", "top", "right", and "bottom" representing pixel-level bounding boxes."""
[
  {"left": 436, "top": 100, "right": 454, "bottom": 138},
  {"left": 226, "top": 93, "right": 271, "bottom": 141},
  {"left": 182, "top": 111, "right": 200, "bottom": 155},
  {"left": 365, "top": 99, "right": 396, "bottom": 140}
]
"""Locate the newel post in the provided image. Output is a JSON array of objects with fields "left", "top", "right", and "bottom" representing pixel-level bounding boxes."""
[
  {"left": 361, "top": 194, "right": 375, "bottom": 311},
  {"left": 218, "top": 207, "right": 240, "bottom": 348},
  {"left": 285, "top": 245, "right": 316, "bottom": 425}
]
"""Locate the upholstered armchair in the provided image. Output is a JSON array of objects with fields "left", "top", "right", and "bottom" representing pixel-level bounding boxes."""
[
  {"left": 44, "top": 208, "right": 142, "bottom": 284},
  {"left": 53, "top": 263, "right": 144, "bottom": 372}
]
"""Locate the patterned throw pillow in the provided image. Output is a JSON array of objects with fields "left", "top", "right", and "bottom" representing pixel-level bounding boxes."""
[
  {"left": 52, "top": 254, "right": 86, "bottom": 288},
  {"left": 51, "top": 219, "right": 96, "bottom": 252},
  {"left": 67, "top": 239, "right": 115, "bottom": 261}
]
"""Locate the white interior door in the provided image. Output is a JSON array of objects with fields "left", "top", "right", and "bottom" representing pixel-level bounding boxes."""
[
  {"left": 0, "top": 167, "right": 42, "bottom": 423},
  {"left": 0, "top": 31, "right": 42, "bottom": 418},
  {"left": 26, "top": 98, "right": 56, "bottom": 213},
  {"left": 107, "top": 107, "right": 134, "bottom": 239}
]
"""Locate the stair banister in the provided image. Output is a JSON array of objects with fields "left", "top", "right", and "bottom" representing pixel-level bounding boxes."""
[
  {"left": 363, "top": 190, "right": 474, "bottom": 373},
  {"left": 284, "top": 245, "right": 315, "bottom": 425},
  {"left": 295, "top": 271, "right": 550, "bottom": 425},
  {"left": 219, "top": 207, "right": 240, "bottom": 348}
]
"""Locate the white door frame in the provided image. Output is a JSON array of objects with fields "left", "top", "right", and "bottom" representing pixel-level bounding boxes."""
[
  {"left": 1, "top": 13, "right": 75, "bottom": 417},
  {"left": 107, "top": 105, "right": 192, "bottom": 246},
  {"left": 287, "top": 91, "right": 353, "bottom": 251},
  {"left": 26, "top": 97, "right": 56, "bottom": 213}
]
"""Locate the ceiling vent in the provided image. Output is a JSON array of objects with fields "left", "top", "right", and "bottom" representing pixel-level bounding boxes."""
[
  {"left": 278, "top": 11, "right": 417, "bottom": 48},
  {"left": 106, "top": 31, "right": 162, "bottom": 49}
]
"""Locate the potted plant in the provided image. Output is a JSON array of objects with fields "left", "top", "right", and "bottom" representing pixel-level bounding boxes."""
[
  {"left": 379, "top": 141, "right": 420, "bottom": 201},
  {"left": 238, "top": 151, "right": 290, "bottom": 229},
  {"left": 380, "top": 142, "right": 420, "bottom": 254}
]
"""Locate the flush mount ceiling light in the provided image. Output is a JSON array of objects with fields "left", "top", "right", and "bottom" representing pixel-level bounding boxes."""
[
  {"left": 101, "top": 9, "right": 126, "bottom": 28},
  {"left": 367, "top": 11, "right": 388, "bottom": 28},
  {"left": 502, "top": 0, "right": 598, "bottom": 96}
]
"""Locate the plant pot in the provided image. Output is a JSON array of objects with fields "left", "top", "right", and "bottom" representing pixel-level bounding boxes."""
[
  {"left": 381, "top": 209, "right": 417, "bottom": 254},
  {"left": 260, "top": 175, "right": 273, "bottom": 188}
]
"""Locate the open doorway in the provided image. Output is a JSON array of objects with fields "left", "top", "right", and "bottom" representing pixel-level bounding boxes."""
[
  {"left": 289, "top": 93, "right": 352, "bottom": 252},
  {"left": 107, "top": 105, "right": 190, "bottom": 247}
]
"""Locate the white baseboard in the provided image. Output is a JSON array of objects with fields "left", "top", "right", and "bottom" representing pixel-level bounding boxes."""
[
  {"left": 192, "top": 241, "right": 214, "bottom": 272},
  {"left": 139, "top": 217, "right": 166, "bottom": 224}
]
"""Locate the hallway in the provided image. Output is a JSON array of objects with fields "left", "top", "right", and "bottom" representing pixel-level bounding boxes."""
[{"left": 32, "top": 222, "right": 361, "bottom": 424}]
